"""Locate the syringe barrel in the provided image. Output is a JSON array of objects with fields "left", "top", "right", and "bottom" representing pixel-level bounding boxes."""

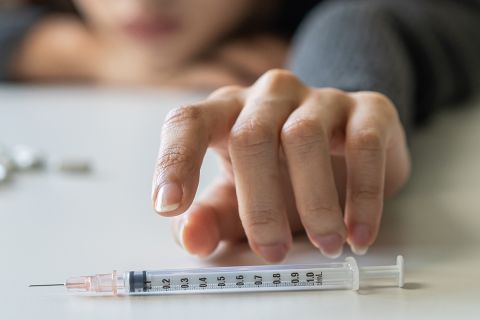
[{"left": 124, "top": 258, "right": 359, "bottom": 296}]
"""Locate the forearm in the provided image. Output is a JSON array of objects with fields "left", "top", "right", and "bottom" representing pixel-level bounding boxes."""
[{"left": 288, "top": 0, "right": 480, "bottom": 131}]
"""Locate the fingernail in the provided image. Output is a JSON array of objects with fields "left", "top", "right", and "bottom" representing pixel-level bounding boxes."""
[
  {"left": 256, "top": 243, "right": 288, "bottom": 263},
  {"left": 155, "top": 183, "right": 182, "bottom": 213},
  {"left": 350, "top": 224, "right": 371, "bottom": 255},
  {"left": 311, "top": 233, "right": 344, "bottom": 259},
  {"left": 350, "top": 245, "right": 369, "bottom": 256}
]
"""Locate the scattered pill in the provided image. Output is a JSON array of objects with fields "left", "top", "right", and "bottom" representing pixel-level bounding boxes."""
[
  {"left": 11, "top": 145, "right": 45, "bottom": 170},
  {"left": 57, "top": 158, "right": 92, "bottom": 174},
  {"left": 0, "top": 159, "right": 12, "bottom": 183},
  {"left": 0, "top": 165, "right": 9, "bottom": 182},
  {"left": 0, "top": 146, "right": 14, "bottom": 183},
  {"left": 0, "top": 144, "right": 94, "bottom": 189}
]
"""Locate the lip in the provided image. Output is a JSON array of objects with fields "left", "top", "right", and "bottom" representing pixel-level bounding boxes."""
[{"left": 122, "top": 17, "right": 180, "bottom": 41}]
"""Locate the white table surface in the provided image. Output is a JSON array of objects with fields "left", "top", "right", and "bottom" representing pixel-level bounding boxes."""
[{"left": 0, "top": 85, "right": 479, "bottom": 320}]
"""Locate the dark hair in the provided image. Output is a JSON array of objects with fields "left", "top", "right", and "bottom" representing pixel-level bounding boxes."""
[{"left": 28, "top": 0, "right": 76, "bottom": 12}]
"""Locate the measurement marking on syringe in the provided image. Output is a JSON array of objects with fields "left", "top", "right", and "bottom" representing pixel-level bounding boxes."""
[
  {"left": 148, "top": 276, "right": 325, "bottom": 292},
  {"left": 149, "top": 282, "right": 322, "bottom": 292},
  {"left": 151, "top": 271, "right": 325, "bottom": 292}
]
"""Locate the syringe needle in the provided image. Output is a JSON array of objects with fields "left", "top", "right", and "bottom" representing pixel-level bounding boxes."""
[{"left": 29, "top": 283, "right": 64, "bottom": 287}]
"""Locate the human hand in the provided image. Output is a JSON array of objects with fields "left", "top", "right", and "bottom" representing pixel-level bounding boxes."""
[{"left": 152, "top": 69, "right": 410, "bottom": 262}]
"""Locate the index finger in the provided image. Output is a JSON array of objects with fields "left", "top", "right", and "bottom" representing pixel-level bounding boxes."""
[{"left": 152, "top": 87, "right": 243, "bottom": 216}]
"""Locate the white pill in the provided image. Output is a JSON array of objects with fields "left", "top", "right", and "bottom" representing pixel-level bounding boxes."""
[
  {"left": 57, "top": 158, "right": 92, "bottom": 174},
  {"left": 0, "top": 146, "right": 14, "bottom": 182},
  {"left": 0, "top": 167, "right": 8, "bottom": 182},
  {"left": 11, "top": 145, "right": 45, "bottom": 170},
  {"left": 0, "top": 159, "right": 12, "bottom": 183}
]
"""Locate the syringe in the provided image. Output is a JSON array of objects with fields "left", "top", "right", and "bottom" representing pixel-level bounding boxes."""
[{"left": 30, "top": 256, "right": 404, "bottom": 296}]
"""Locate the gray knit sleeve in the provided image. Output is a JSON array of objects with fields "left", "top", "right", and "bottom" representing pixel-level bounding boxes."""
[
  {"left": 0, "top": 7, "right": 46, "bottom": 81},
  {"left": 288, "top": 0, "right": 480, "bottom": 131}
]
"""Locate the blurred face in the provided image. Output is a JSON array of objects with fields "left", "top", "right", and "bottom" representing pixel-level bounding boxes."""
[{"left": 73, "top": 0, "right": 256, "bottom": 67}]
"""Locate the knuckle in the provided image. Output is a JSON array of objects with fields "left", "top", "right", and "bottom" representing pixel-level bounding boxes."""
[
  {"left": 361, "top": 91, "right": 391, "bottom": 105},
  {"left": 281, "top": 118, "right": 325, "bottom": 146},
  {"left": 229, "top": 119, "right": 274, "bottom": 150},
  {"left": 317, "top": 87, "right": 348, "bottom": 100},
  {"left": 310, "top": 88, "right": 353, "bottom": 109},
  {"left": 355, "top": 92, "right": 399, "bottom": 121},
  {"left": 351, "top": 185, "right": 382, "bottom": 203},
  {"left": 354, "top": 91, "right": 390, "bottom": 104},
  {"left": 208, "top": 85, "right": 244, "bottom": 100},
  {"left": 349, "top": 128, "right": 384, "bottom": 151},
  {"left": 263, "top": 69, "right": 296, "bottom": 81},
  {"left": 300, "top": 202, "right": 340, "bottom": 221},
  {"left": 156, "top": 145, "right": 195, "bottom": 173},
  {"left": 245, "top": 209, "right": 281, "bottom": 232},
  {"left": 249, "top": 96, "right": 294, "bottom": 109},
  {"left": 258, "top": 69, "right": 300, "bottom": 91},
  {"left": 163, "top": 104, "right": 203, "bottom": 129}
]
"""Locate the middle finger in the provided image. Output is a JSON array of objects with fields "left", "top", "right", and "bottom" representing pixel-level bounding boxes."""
[
  {"left": 281, "top": 89, "right": 350, "bottom": 258},
  {"left": 228, "top": 70, "right": 304, "bottom": 262}
]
